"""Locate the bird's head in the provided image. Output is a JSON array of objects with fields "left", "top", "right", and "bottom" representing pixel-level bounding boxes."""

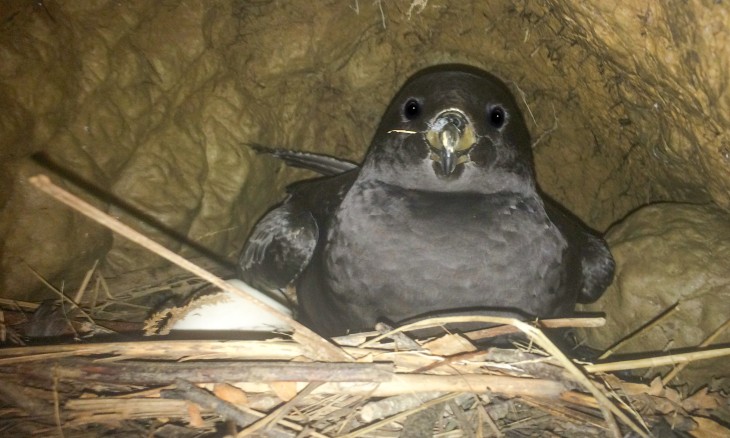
[{"left": 362, "top": 65, "right": 535, "bottom": 194}]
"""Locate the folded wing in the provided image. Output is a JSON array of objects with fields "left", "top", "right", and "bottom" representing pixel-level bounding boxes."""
[{"left": 238, "top": 204, "right": 318, "bottom": 291}]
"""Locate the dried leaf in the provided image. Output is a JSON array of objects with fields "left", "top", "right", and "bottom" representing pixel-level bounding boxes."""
[
  {"left": 643, "top": 377, "right": 686, "bottom": 414},
  {"left": 186, "top": 402, "right": 205, "bottom": 428},
  {"left": 423, "top": 333, "right": 476, "bottom": 356},
  {"left": 214, "top": 383, "right": 248, "bottom": 405},
  {"left": 648, "top": 377, "right": 664, "bottom": 396},
  {"left": 270, "top": 381, "right": 298, "bottom": 401},
  {"left": 690, "top": 416, "right": 730, "bottom": 438},
  {"left": 682, "top": 387, "right": 721, "bottom": 413}
]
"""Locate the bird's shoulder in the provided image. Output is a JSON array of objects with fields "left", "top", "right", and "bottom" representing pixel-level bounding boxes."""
[
  {"left": 286, "top": 169, "right": 359, "bottom": 219},
  {"left": 238, "top": 169, "right": 358, "bottom": 290},
  {"left": 542, "top": 194, "right": 615, "bottom": 303}
]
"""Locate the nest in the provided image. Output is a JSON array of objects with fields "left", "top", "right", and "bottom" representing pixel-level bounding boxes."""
[
  {"left": 2, "top": 314, "right": 729, "bottom": 437},
  {"left": 0, "top": 176, "right": 728, "bottom": 437}
]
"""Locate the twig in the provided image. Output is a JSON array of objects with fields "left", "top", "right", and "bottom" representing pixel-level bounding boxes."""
[
  {"left": 318, "top": 373, "right": 567, "bottom": 398},
  {"left": 0, "top": 298, "right": 39, "bottom": 311},
  {"left": 26, "top": 264, "right": 95, "bottom": 325},
  {"left": 448, "top": 400, "right": 475, "bottom": 438},
  {"left": 73, "top": 260, "right": 99, "bottom": 304},
  {"left": 360, "top": 316, "right": 603, "bottom": 348},
  {"left": 476, "top": 399, "right": 503, "bottom": 438},
  {"left": 171, "top": 379, "right": 293, "bottom": 437},
  {"left": 158, "top": 373, "right": 568, "bottom": 400},
  {"left": 662, "top": 318, "right": 730, "bottom": 385},
  {"left": 1, "top": 358, "right": 394, "bottom": 386},
  {"left": 237, "top": 382, "right": 321, "bottom": 436},
  {"left": 340, "top": 392, "right": 459, "bottom": 438},
  {"left": 464, "top": 316, "right": 605, "bottom": 341},
  {"left": 510, "top": 321, "right": 628, "bottom": 438},
  {"left": 414, "top": 350, "right": 488, "bottom": 373},
  {"left": 360, "top": 392, "right": 446, "bottom": 422},
  {"left": 28, "top": 174, "right": 350, "bottom": 362},
  {"left": 236, "top": 405, "right": 330, "bottom": 438},
  {"left": 357, "top": 315, "right": 648, "bottom": 438},
  {"left": 0, "top": 339, "right": 313, "bottom": 365},
  {"left": 375, "top": 322, "right": 423, "bottom": 351},
  {"left": 586, "top": 347, "right": 730, "bottom": 373},
  {"left": 97, "top": 274, "right": 114, "bottom": 300},
  {"left": 520, "top": 395, "right": 605, "bottom": 429}
]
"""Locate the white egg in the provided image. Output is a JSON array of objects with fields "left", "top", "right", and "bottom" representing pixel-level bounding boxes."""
[{"left": 171, "top": 279, "right": 293, "bottom": 332}]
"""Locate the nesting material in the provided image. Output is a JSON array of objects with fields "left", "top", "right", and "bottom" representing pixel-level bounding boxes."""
[{"left": 1, "top": 326, "right": 729, "bottom": 437}]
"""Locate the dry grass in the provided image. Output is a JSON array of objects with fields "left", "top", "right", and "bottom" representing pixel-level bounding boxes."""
[{"left": 0, "top": 321, "right": 728, "bottom": 437}]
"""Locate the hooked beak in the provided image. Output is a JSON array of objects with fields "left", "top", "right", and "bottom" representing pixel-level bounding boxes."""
[{"left": 425, "top": 110, "right": 476, "bottom": 176}]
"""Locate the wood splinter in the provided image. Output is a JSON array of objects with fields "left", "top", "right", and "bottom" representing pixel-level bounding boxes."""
[{"left": 167, "top": 379, "right": 293, "bottom": 437}]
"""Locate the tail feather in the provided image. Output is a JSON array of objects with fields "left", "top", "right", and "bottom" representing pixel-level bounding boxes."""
[{"left": 246, "top": 143, "right": 358, "bottom": 176}]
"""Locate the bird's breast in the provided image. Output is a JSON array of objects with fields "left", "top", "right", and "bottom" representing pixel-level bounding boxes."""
[{"left": 322, "top": 182, "right": 569, "bottom": 321}]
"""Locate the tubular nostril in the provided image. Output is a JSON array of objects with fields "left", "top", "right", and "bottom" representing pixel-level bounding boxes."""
[
  {"left": 448, "top": 115, "right": 464, "bottom": 130},
  {"left": 432, "top": 110, "right": 468, "bottom": 134},
  {"left": 440, "top": 114, "right": 464, "bottom": 131}
]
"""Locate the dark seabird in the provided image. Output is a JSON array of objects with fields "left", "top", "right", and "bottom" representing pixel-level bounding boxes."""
[{"left": 239, "top": 65, "right": 614, "bottom": 338}]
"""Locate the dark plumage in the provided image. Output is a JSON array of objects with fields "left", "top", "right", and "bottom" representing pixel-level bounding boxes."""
[{"left": 239, "top": 65, "right": 614, "bottom": 338}]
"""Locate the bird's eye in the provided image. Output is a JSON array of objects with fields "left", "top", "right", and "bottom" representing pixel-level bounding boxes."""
[
  {"left": 403, "top": 99, "right": 421, "bottom": 120},
  {"left": 488, "top": 106, "right": 506, "bottom": 128}
]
